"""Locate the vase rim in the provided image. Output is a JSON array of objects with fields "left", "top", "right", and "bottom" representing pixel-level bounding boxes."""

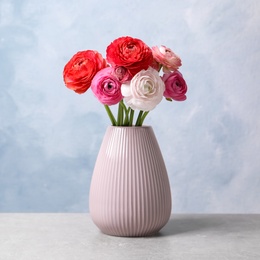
[{"left": 108, "top": 125, "right": 152, "bottom": 128}]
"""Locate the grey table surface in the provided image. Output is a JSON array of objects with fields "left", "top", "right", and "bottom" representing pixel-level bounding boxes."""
[{"left": 0, "top": 214, "right": 259, "bottom": 260}]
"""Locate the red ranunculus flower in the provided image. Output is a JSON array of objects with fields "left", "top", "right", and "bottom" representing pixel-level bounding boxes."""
[
  {"left": 63, "top": 50, "right": 107, "bottom": 94},
  {"left": 106, "top": 36, "right": 153, "bottom": 77}
]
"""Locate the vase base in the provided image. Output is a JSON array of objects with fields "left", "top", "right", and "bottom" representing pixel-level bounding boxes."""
[
  {"left": 93, "top": 218, "right": 170, "bottom": 237},
  {"left": 99, "top": 228, "right": 162, "bottom": 238}
]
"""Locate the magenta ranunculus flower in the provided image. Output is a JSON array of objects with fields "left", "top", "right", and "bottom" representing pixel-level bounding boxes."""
[
  {"left": 152, "top": 45, "right": 182, "bottom": 73},
  {"left": 91, "top": 67, "right": 123, "bottom": 105},
  {"left": 162, "top": 71, "right": 187, "bottom": 101},
  {"left": 112, "top": 66, "right": 132, "bottom": 83}
]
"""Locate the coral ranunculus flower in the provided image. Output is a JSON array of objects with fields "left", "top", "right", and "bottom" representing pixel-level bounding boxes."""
[
  {"left": 106, "top": 36, "right": 154, "bottom": 77},
  {"left": 63, "top": 50, "right": 107, "bottom": 94},
  {"left": 152, "top": 45, "right": 182, "bottom": 73}
]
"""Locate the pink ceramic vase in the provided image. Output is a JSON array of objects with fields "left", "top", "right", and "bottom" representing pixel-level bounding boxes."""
[{"left": 89, "top": 126, "right": 171, "bottom": 237}]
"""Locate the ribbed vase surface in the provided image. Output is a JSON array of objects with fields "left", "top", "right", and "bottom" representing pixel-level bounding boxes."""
[{"left": 89, "top": 126, "right": 171, "bottom": 237}]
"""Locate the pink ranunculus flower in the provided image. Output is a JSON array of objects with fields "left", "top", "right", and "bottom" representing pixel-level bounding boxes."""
[
  {"left": 112, "top": 66, "right": 132, "bottom": 83},
  {"left": 162, "top": 71, "right": 187, "bottom": 101},
  {"left": 152, "top": 45, "right": 182, "bottom": 73},
  {"left": 91, "top": 67, "right": 123, "bottom": 105},
  {"left": 121, "top": 67, "right": 165, "bottom": 111}
]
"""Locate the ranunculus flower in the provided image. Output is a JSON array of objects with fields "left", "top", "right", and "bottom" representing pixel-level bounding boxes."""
[
  {"left": 150, "top": 59, "right": 161, "bottom": 71},
  {"left": 106, "top": 36, "right": 154, "bottom": 77},
  {"left": 91, "top": 67, "right": 123, "bottom": 106},
  {"left": 63, "top": 50, "right": 107, "bottom": 94},
  {"left": 112, "top": 66, "right": 132, "bottom": 83},
  {"left": 162, "top": 71, "right": 187, "bottom": 101},
  {"left": 121, "top": 67, "right": 165, "bottom": 111},
  {"left": 152, "top": 45, "right": 182, "bottom": 73}
]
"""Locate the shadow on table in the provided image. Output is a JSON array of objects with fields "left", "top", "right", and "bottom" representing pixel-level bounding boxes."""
[{"left": 157, "top": 215, "right": 224, "bottom": 237}]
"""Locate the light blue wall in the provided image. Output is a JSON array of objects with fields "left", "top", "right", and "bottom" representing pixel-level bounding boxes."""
[{"left": 1, "top": 0, "right": 259, "bottom": 212}]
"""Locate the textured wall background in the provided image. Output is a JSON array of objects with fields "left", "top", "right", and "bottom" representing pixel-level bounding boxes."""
[{"left": 0, "top": 0, "right": 259, "bottom": 212}]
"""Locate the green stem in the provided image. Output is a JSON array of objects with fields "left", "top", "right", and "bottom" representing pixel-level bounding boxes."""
[
  {"left": 123, "top": 107, "right": 131, "bottom": 126},
  {"left": 119, "top": 101, "right": 129, "bottom": 126},
  {"left": 140, "top": 111, "right": 149, "bottom": 126},
  {"left": 117, "top": 100, "right": 124, "bottom": 126},
  {"left": 135, "top": 111, "right": 144, "bottom": 126},
  {"left": 129, "top": 109, "right": 135, "bottom": 126},
  {"left": 104, "top": 105, "right": 116, "bottom": 126}
]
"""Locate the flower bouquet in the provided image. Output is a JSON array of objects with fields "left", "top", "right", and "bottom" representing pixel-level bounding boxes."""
[{"left": 63, "top": 36, "right": 187, "bottom": 126}]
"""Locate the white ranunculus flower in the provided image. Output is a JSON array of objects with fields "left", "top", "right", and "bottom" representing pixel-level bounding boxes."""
[{"left": 121, "top": 67, "right": 165, "bottom": 111}]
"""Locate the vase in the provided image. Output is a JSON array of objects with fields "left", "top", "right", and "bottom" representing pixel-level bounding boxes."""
[{"left": 89, "top": 126, "right": 171, "bottom": 237}]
